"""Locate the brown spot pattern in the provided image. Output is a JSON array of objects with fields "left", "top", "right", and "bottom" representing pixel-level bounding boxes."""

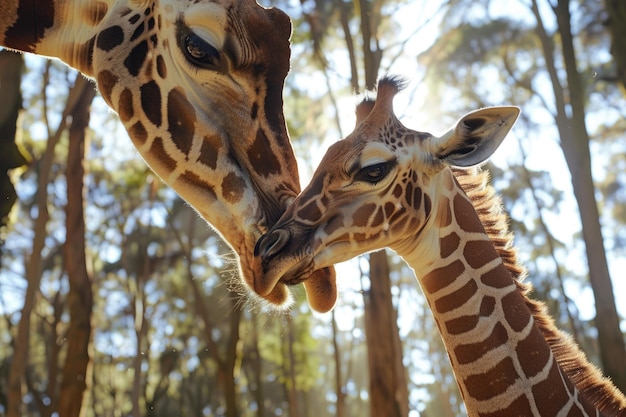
[
  {"left": 405, "top": 181, "right": 414, "bottom": 207},
  {"left": 445, "top": 315, "right": 479, "bottom": 335},
  {"left": 392, "top": 184, "right": 403, "bottom": 199},
  {"left": 118, "top": 88, "right": 134, "bottom": 122},
  {"left": 454, "top": 322, "right": 508, "bottom": 365},
  {"left": 96, "top": 70, "right": 118, "bottom": 104},
  {"left": 221, "top": 172, "right": 245, "bottom": 203},
  {"left": 324, "top": 217, "right": 345, "bottom": 236},
  {"left": 130, "top": 21, "right": 145, "bottom": 42},
  {"left": 150, "top": 137, "right": 177, "bottom": 169},
  {"left": 502, "top": 291, "right": 531, "bottom": 332},
  {"left": 532, "top": 364, "right": 571, "bottom": 416},
  {"left": 440, "top": 232, "right": 460, "bottom": 258},
  {"left": 463, "top": 240, "right": 498, "bottom": 269},
  {"left": 480, "top": 296, "right": 496, "bottom": 317},
  {"left": 412, "top": 187, "right": 423, "bottom": 210},
  {"left": 247, "top": 129, "right": 281, "bottom": 177},
  {"left": 298, "top": 200, "right": 322, "bottom": 222},
  {"left": 124, "top": 40, "right": 148, "bottom": 76},
  {"left": 96, "top": 25, "right": 123, "bottom": 51},
  {"left": 421, "top": 260, "right": 464, "bottom": 294},
  {"left": 454, "top": 193, "right": 485, "bottom": 233},
  {"left": 384, "top": 201, "right": 396, "bottom": 218},
  {"left": 424, "top": 194, "right": 432, "bottom": 219},
  {"left": 156, "top": 55, "right": 167, "bottom": 78},
  {"left": 167, "top": 88, "right": 196, "bottom": 156},
  {"left": 435, "top": 279, "right": 478, "bottom": 314},
  {"left": 181, "top": 171, "right": 216, "bottom": 199},
  {"left": 354, "top": 203, "right": 376, "bottom": 227},
  {"left": 128, "top": 122, "right": 148, "bottom": 146},
  {"left": 465, "top": 357, "right": 519, "bottom": 401},
  {"left": 199, "top": 135, "right": 221, "bottom": 170},
  {"left": 5, "top": 0, "right": 54, "bottom": 52},
  {"left": 371, "top": 206, "right": 385, "bottom": 227},
  {"left": 480, "top": 263, "right": 513, "bottom": 288},
  {"left": 515, "top": 325, "right": 551, "bottom": 378},
  {"left": 140, "top": 81, "right": 162, "bottom": 127},
  {"left": 250, "top": 102, "right": 259, "bottom": 119}
]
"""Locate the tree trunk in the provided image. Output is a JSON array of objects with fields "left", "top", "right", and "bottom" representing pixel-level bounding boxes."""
[
  {"left": 6, "top": 73, "right": 90, "bottom": 417},
  {"left": 331, "top": 310, "right": 346, "bottom": 417},
  {"left": 251, "top": 312, "right": 266, "bottom": 417},
  {"left": 285, "top": 315, "right": 299, "bottom": 417},
  {"left": 555, "top": 0, "right": 626, "bottom": 393},
  {"left": 605, "top": 0, "right": 626, "bottom": 93},
  {"left": 131, "top": 283, "right": 148, "bottom": 417},
  {"left": 358, "top": 0, "right": 381, "bottom": 90},
  {"left": 363, "top": 251, "right": 409, "bottom": 417},
  {"left": 58, "top": 80, "right": 96, "bottom": 417},
  {"left": 185, "top": 256, "right": 242, "bottom": 417},
  {"left": 222, "top": 297, "right": 242, "bottom": 417},
  {"left": 0, "top": 51, "right": 27, "bottom": 232},
  {"left": 532, "top": 0, "right": 626, "bottom": 393}
]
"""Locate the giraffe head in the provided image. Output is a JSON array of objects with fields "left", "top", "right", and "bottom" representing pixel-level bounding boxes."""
[
  {"left": 0, "top": 0, "right": 335, "bottom": 310},
  {"left": 254, "top": 77, "right": 519, "bottom": 297}
]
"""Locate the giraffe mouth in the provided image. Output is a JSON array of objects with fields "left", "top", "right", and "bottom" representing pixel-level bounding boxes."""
[{"left": 253, "top": 231, "right": 337, "bottom": 312}]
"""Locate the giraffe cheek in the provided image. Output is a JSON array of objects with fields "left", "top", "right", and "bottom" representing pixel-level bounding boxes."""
[
  {"left": 96, "top": 69, "right": 118, "bottom": 106},
  {"left": 353, "top": 203, "right": 377, "bottom": 227},
  {"left": 297, "top": 200, "right": 322, "bottom": 223}
]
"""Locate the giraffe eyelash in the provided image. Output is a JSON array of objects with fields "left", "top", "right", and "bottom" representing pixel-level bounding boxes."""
[{"left": 175, "top": 19, "right": 220, "bottom": 71}]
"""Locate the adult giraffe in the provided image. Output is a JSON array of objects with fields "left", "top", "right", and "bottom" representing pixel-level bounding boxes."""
[
  {"left": 0, "top": 0, "right": 335, "bottom": 310},
  {"left": 255, "top": 77, "right": 626, "bottom": 416}
]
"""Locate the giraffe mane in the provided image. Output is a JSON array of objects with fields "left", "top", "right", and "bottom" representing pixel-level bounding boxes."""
[{"left": 452, "top": 166, "right": 626, "bottom": 415}]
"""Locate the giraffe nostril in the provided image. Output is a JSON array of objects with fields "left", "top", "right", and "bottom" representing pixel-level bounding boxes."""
[{"left": 255, "top": 229, "right": 290, "bottom": 259}]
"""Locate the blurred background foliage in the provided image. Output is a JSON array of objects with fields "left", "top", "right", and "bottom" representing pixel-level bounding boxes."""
[{"left": 1, "top": 0, "right": 625, "bottom": 416}]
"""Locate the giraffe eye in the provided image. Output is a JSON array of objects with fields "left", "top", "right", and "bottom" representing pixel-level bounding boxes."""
[
  {"left": 355, "top": 162, "right": 392, "bottom": 184},
  {"left": 178, "top": 28, "right": 220, "bottom": 67}
]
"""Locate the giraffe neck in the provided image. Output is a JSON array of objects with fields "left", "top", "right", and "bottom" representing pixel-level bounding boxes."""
[
  {"left": 398, "top": 168, "right": 624, "bottom": 417},
  {"left": 0, "top": 0, "right": 115, "bottom": 74}
]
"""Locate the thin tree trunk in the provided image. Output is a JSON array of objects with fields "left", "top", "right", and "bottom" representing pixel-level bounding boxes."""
[
  {"left": 285, "top": 315, "right": 299, "bottom": 417},
  {"left": 223, "top": 297, "right": 242, "bottom": 417},
  {"left": 363, "top": 251, "right": 409, "bottom": 417},
  {"left": 531, "top": 0, "right": 626, "bottom": 393},
  {"left": 251, "top": 312, "right": 266, "bottom": 417},
  {"left": 516, "top": 143, "right": 582, "bottom": 344},
  {"left": 331, "top": 310, "right": 345, "bottom": 417},
  {"left": 358, "top": 0, "right": 381, "bottom": 90},
  {"left": 337, "top": 0, "right": 359, "bottom": 92},
  {"left": 131, "top": 282, "right": 148, "bottom": 417},
  {"left": 58, "top": 80, "right": 95, "bottom": 417},
  {"left": 604, "top": 0, "right": 626, "bottom": 92},
  {"left": 7, "top": 74, "right": 91, "bottom": 417},
  {"left": 181, "top": 242, "right": 242, "bottom": 417},
  {"left": 0, "top": 51, "right": 27, "bottom": 231}
]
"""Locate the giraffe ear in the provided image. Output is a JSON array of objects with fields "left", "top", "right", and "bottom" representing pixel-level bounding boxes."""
[{"left": 435, "top": 106, "right": 520, "bottom": 167}]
